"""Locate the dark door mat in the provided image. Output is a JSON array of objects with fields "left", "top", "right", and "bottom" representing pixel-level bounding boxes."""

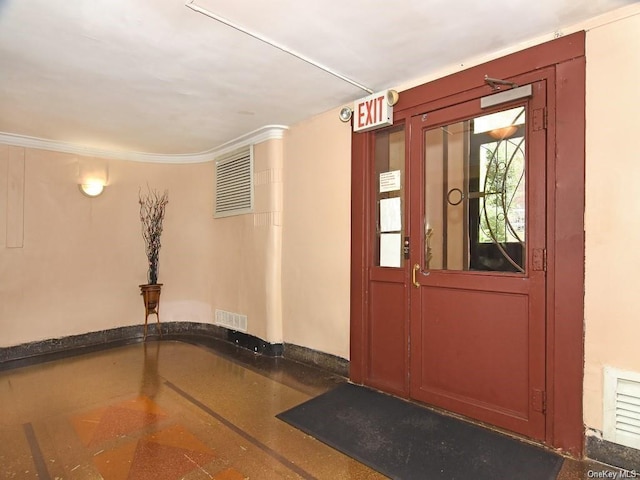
[{"left": 277, "top": 383, "right": 563, "bottom": 480}]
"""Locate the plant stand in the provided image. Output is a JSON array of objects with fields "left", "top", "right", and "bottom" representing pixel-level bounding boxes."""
[{"left": 139, "top": 284, "right": 163, "bottom": 339}]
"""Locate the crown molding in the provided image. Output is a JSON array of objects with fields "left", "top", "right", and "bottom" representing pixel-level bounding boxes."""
[{"left": 0, "top": 125, "right": 289, "bottom": 163}]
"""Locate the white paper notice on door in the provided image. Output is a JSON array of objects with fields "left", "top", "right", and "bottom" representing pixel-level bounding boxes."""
[
  {"left": 379, "top": 170, "right": 401, "bottom": 193},
  {"left": 380, "top": 233, "right": 402, "bottom": 267},
  {"left": 380, "top": 197, "right": 402, "bottom": 232}
]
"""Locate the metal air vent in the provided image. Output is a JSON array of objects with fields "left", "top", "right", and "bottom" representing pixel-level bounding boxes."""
[
  {"left": 215, "top": 309, "right": 248, "bottom": 332},
  {"left": 604, "top": 367, "right": 640, "bottom": 449},
  {"left": 215, "top": 146, "right": 253, "bottom": 218}
]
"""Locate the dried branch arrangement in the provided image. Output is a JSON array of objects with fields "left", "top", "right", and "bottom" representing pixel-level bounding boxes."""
[{"left": 139, "top": 186, "right": 169, "bottom": 285}]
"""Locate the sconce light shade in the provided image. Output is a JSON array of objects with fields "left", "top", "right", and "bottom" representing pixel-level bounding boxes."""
[
  {"left": 488, "top": 125, "right": 518, "bottom": 140},
  {"left": 339, "top": 106, "right": 353, "bottom": 122},
  {"left": 77, "top": 157, "right": 109, "bottom": 197},
  {"left": 79, "top": 182, "right": 105, "bottom": 197}
]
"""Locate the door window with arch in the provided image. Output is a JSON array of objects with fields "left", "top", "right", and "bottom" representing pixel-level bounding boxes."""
[{"left": 423, "top": 106, "right": 526, "bottom": 273}]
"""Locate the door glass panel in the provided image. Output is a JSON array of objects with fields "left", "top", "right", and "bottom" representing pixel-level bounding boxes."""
[
  {"left": 374, "top": 125, "right": 405, "bottom": 267},
  {"left": 424, "top": 106, "right": 526, "bottom": 273}
]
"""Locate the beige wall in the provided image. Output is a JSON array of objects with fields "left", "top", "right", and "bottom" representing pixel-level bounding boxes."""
[
  {"left": 583, "top": 10, "right": 640, "bottom": 433},
  {"left": 210, "top": 139, "right": 284, "bottom": 343},
  {"left": 0, "top": 139, "right": 284, "bottom": 348},
  {"left": 0, "top": 146, "right": 216, "bottom": 347},
  {"left": 281, "top": 108, "right": 352, "bottom": 359}
]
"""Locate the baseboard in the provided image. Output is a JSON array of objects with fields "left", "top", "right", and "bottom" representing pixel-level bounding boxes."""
[
  {"left": 0, "top": 325, "right": 146, "bottom": 365},
  {"left": 283, "top": 342, "right": 349, "bottom": 377},
  {"left": 0, "top": 323, "right": 348, "bottom": 378},
  {"left": 225, "top": 330, "right": 284, "bottom": 356},
  {"left": 586, "top": 432, "right": 640, "bottom": 472}
]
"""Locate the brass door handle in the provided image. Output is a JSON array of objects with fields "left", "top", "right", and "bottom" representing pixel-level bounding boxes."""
[{"left": 412, "top": 263, "right": 421, "bottom": 288}]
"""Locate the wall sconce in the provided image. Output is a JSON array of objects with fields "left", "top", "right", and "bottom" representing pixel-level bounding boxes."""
[
  {"left": 79, "top": 182, "right": 105, "bottom": 197},
  {"left": 77, "top": 157, "right": 108, "bottom": 197}
]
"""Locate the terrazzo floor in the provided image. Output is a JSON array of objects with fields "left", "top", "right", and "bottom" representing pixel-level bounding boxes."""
[{"left": 0, "top": 338, "right": 630, "bottom": 479}]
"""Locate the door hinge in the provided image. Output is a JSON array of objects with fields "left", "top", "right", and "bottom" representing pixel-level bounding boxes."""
[
  {"left": 532, "top": 389, "right": 547, "bottom": 413},
  {"left": 533, "top": 107, "right": 547, "bottom": 131},
  {"left": 532, "top": 248, "right": 547, "bottom": 271}
]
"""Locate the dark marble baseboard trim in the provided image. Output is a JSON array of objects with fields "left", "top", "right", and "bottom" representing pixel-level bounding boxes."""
[
  {"left": 283, "top": 342, "right": 349, "bottom": 377},
  {"left": 164, "top": 328, "right": 347, "bottom": 374},
  {"left": 0, "top": 325, "right": 147, "bottom": 370},
  {"left": 162, "top": 324, "right": 284, "bottom": 357},
  {"left": 226, "top": 330, "right": 284, "bottom": 357},
  {"left": 586, "top": 434, "right": 640, "bottom": 472},
  {"left": 0, "top": 323, "right": 348, "bottom": 378}
]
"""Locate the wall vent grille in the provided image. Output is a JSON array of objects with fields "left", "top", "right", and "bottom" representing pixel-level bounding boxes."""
[
  {"left": 604, "top": 367, "right": 640, "bottom": 449},
  {"left": 215, "top": 309, "right": 248, "bottom": 332},
  {"left": 215, "top": 146, "right": 253, "bottom": 218}
]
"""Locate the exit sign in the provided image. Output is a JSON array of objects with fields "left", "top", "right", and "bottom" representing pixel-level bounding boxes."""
[{"left": 353, "top": 90, "right": 394, "bottom": 132}]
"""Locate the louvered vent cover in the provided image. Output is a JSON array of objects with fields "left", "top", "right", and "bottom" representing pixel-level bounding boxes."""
[
  {"left": 604, "top": 367, "right": 640, "bottom": 449},
  {"left": 215, "top": 309, "right": 248, "bottom": 332},
  {"left": 215, "top": 146, "right": 253, "bottom": 218}
]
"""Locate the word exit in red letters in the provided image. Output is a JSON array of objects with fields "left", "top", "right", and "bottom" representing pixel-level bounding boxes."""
[{"left": 353, "top": 90, "right": 394, "bottom": 132}]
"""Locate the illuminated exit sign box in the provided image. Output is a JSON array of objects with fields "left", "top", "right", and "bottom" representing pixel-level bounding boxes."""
[{"left": 353, "top": 90, "right": 394, "bottom": 132}]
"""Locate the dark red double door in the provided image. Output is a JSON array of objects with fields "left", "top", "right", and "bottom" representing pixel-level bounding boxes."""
[{"left": 357, "top": 78, "right": 548, "bottom": 441}]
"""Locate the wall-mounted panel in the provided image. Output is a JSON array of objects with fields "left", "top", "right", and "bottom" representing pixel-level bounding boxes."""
[{"left": 6, "top": 146, "right": 25, "bottom": 248}]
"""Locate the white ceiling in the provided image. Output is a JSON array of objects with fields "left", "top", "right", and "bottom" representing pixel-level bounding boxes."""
[{"left": 0, "top": 0, "right": 636, "bottom": 161}]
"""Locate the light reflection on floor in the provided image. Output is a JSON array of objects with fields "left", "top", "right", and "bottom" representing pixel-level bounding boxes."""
[
  {"left": 0, "top": 339, "right": 631, "bottom": 479},
  {"left": 0, "top": 340, "right": 381, "bottom": 479}
]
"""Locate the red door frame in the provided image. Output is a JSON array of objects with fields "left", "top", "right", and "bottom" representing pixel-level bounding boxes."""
[{"left": 350, "top": 32, "right": 585, "bottom": 457}]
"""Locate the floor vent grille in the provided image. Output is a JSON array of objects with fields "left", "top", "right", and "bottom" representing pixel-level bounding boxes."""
[
  {"left": 215, "top": 309, "right": 248, "bottom": 332},
  {"left": 604, "top": 367, "right": 640, "bottom": 449}
]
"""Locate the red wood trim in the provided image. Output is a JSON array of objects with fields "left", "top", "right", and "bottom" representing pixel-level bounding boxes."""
[
  {"left": 395, "top": 31, "right": 585, "bottom": 114},
  {"left": 350, "top": 130, "right": 369, "bottom": 383},
  {"left": 550, "top": 55, "right": 586, "bottom": 457}
]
